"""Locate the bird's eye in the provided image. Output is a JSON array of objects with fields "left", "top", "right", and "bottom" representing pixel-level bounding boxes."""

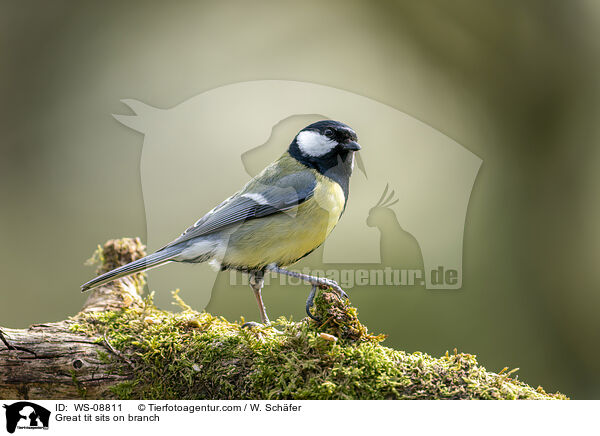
[{"left": 324, "top": 128, "right": 334, "bottom": 138}]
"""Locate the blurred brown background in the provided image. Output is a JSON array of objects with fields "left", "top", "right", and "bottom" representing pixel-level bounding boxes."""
[{"left": 1, "top": 0, "right": 599, "bottom": 398}]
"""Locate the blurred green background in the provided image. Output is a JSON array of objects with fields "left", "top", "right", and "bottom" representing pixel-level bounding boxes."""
[{"left": 1, "top": 0, "right": 599, "bottom": 398}]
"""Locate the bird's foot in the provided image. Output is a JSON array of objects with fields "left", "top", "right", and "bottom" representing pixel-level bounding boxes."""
[
  {"left": 241, "top": 321, "right": 282, "bottom": 334},
  {"left": 311, "top": 277, "right": 349, "bottom": 300},
  {"left": 241, "top": 321, "right": 265, "bottom": 329},
  {"left": 267, "top": 265, "right": 349, "bottom": 301}
]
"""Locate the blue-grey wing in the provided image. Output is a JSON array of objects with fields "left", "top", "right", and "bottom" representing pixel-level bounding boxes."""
[{"left": 159, "top": 171, "right": 317, "bottom": 250}]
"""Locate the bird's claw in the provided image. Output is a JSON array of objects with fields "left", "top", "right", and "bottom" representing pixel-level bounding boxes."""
[
  {"left": 337, "top": 288, "right": 349, "bottom": 300},
  {"left": 241, "top": 321, "right": 265, "bottom": 329},
  {"left": 315, "top": 278, "right": 348, "bottom": 300},
  {"left": 305, "top": 285, "right": 320, "bottom": 321},
  {"left": 241, "top": 321, "right": 283, "bottom": 334}
]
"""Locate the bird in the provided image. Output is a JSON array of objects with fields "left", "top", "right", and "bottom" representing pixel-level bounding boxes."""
[{"left": 81, "top": 120, "right": 360, "bottom": 326}]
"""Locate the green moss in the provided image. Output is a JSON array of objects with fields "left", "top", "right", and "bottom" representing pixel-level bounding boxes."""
[
  {"left": 96, "top": 350, "right": 111, "bottom": 364},
  {"left": 69, "top": 289, "right": 567, "bottom": 400},
  {"left": 109, "top": 381, "right": 136, "bottom": 399},
  {"left": 310, "top": 290, "right": 386, "bottom": 343}
]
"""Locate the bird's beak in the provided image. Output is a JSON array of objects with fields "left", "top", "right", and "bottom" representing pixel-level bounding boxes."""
[{"left": 342, "top": 140, "right": 361, "bottom": 151}]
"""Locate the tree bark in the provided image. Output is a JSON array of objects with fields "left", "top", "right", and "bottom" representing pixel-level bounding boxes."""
[
  {"left": 0, "top": 322, "right": 130, "bottom": 399},
  {"left": 0, "top": 238, "right": 146, "bottom": 399}
]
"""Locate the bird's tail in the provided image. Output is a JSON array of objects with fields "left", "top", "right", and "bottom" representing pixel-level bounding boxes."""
[{"left": 80, "top": 245, "right": 183, "bottom": 292}]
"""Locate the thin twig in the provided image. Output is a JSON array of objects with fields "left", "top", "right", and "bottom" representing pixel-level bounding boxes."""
[
  {"left": 318, "top": 316, "right": 335, "bottom": 329},
  {"left": 102, "top": 331, "right": 134, "bottom": 368}
]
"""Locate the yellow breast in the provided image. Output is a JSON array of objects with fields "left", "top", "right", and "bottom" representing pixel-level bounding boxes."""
[
  {"left": 307, "top": 173, "right": 346, "bottom": 236},
  {"left": 222, "top": 173, "right": 346, "bottom": 270}
]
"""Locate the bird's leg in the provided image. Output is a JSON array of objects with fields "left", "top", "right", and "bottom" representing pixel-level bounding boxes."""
[
  {"left": 266, "top": 265, "right": 349, "bottom": 321},
  {"left": 251, "top": 272, "right": 270, "bottom": 325},
  {"left": 242, "top": 271, "right": 270, "bottom": 328},
  {"left": 267, "top": 264, "right": 349, "bottom": 300}
]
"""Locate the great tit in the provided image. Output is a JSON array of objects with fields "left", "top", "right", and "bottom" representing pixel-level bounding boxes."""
[{"left": 81, "top": 120, "right": 360, "bottom": 325}]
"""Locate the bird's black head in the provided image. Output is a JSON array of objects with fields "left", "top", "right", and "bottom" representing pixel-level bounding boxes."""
[{"left": 288, "top": 120, "right": 360, "bottom": 177}]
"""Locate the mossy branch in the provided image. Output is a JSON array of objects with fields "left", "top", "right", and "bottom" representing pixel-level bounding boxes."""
[{"left": 0, "top": 238, "right": 567, "bottom": 400}]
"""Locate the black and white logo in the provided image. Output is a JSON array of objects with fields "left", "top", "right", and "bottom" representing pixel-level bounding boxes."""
[{"left": 2, "top": 402, "right": 50, "bottom": 434}]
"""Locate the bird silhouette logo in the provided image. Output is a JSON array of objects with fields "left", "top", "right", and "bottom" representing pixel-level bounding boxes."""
[{"left": 367, "top": 184, "right": 424, "bottom": 273}]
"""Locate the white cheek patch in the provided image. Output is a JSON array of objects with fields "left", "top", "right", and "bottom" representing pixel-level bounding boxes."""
[{"left": 296, "top": 131, "right": 337, "bottom": 157}]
